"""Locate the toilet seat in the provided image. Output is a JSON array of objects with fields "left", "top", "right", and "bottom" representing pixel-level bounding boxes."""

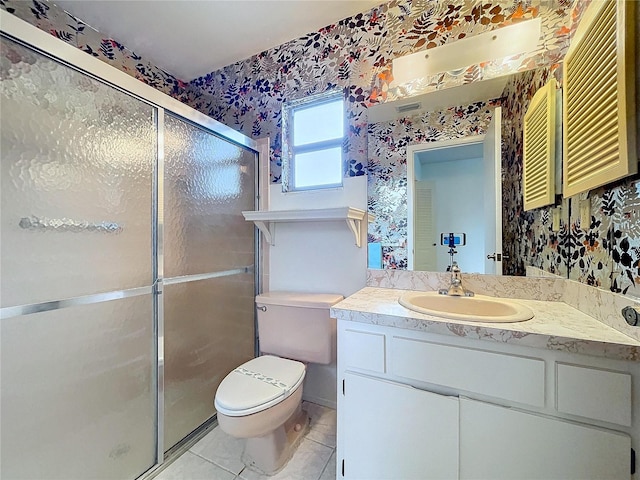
[{"left": 215, "top": 355, "right": 305, "bottom": 417}]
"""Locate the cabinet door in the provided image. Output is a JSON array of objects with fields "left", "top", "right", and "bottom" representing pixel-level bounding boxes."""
[
  {"left": 342, "top": 372, "right": 458, "bottom": 479},
  {"left": 459, "top": 398, "right": 631, "bottom": 480}
]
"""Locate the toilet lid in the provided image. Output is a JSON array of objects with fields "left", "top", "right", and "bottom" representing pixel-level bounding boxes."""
[{"left": 214, "top": 355, "right": 306, "bottom": 417}]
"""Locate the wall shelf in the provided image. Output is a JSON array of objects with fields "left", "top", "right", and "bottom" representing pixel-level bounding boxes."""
[{"left": 242, "top": 207, "right": 372, "bottom": 247}]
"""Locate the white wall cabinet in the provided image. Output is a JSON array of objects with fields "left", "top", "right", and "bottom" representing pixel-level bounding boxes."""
[{"left": 337, "top": 321, "right": 637, "bottom": 480}]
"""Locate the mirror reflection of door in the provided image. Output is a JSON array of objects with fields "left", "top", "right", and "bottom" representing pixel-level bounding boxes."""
[
  {"left": 483, "top": 107, "right": 503, "bottom": 275},
  {"left": 408, "top": 108, "right": 503, "bottom": 274}
]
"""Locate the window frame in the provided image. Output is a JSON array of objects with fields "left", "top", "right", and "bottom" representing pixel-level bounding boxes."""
[{"left": 282, "top": 90, "right": 345, "bottom": 192}]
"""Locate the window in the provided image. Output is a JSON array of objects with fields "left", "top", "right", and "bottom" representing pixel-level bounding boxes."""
[{"left": 283, "top": 91, "right": 344, "bottom": 191}]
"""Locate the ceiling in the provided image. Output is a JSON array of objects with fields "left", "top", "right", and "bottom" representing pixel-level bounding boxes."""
[{"left": 53, "top": 0, "right": 383, "bottom": 82}]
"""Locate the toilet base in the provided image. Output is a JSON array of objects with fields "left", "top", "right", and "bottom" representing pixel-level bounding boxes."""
[{"left": 242, "top": 404, "right": 309, "bottom": 475}]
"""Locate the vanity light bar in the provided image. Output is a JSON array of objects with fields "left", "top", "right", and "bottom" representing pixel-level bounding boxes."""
[{"left": 391, "top": 17, "right": 542, "bottom": 85}]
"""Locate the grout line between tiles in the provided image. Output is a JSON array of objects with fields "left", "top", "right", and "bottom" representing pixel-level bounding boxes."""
[
  {"left": 305, "top": 435, "right": 336, "bottom": 449},
  {"left": 188, "top": 449, "right": 244, "bottom": 477},
  {"left": 316, "top": 447, "right": 336, "bottom": 480}
]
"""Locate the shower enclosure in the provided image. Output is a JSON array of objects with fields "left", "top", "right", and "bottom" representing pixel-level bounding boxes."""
[{"left": 0, "top": 12, "right": 258, "bottom": 480}]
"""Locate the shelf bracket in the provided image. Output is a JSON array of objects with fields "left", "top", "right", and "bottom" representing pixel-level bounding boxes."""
[
  {"left": 253, "top": 220, "right": 274, "bottom": 245},
  {"left": 345, "top": 218, "right": 362, "bottom": 247}
]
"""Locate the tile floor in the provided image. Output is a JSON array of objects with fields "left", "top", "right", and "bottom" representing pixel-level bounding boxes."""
[{"left": 154, "top": 402, "right": 336, "bottom": 480}]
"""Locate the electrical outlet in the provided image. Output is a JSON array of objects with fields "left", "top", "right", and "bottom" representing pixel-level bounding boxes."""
[
  {"left": 580, "top": 200, "right": 591, "bottom": 229},
  {"left": 552, "top": 207, "right": 561, "bottom": 232}
]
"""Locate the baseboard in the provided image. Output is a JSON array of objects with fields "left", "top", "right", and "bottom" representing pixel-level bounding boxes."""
[{"left": 302, "top": 393, "right": 336, "bottom": 410}]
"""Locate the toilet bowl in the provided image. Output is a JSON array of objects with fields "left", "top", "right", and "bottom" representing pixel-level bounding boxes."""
[
  {"left": 215, "top": 355, "right": 308, "bottom": 474},
  {"left": 214, "top": 291, "right": 343, "bottom": 475}
]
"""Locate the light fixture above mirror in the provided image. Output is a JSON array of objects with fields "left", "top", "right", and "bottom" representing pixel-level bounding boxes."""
[{"left": 391, "top": 17, "right": 542, "bottom": 87}]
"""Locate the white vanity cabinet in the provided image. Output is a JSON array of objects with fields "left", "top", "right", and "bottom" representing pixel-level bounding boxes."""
[
  {"left": 459, "top": 397, "right": 630, "bottom": 480},
  {"left": 336, "top": 320, "right": 638, "bottom": 480},
  {"left": 342, "top": 372, "right": 458, "bottom": 479}
]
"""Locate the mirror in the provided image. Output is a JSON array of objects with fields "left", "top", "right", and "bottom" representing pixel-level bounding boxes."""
[{"left": 366, "top": 67, "right": 570, "bottom": 278}]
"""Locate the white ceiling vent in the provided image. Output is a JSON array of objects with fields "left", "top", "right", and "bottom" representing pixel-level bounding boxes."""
[
  {"left": 562, "top": 0, "right": 636, "bottom": 197},
  {"left": 523, "top": 79, "right": 558, "bottom": 211}
]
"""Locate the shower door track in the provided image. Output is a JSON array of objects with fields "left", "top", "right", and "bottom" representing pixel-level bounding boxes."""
[{"left": 0, "top": 9, "right": 259, "bottom": 478}]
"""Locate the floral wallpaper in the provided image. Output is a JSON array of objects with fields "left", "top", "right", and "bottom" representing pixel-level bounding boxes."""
[
  {"left": 567, "top": 181, "right": 640, "bottom": 296},
  {"left": 5, "top": 0, "right": 640, "bottom": 297},
  {"left": 502, "top": 0, "right": 640, "bottom": 298},
  {"left": 562, "top": 0, "right": 640, "bottom": 297},
  {"left": 180, "top": 0, "right": 575, "bottom": 274},
  {"left": 501, "top": 66, "right": 569, "bottom": 278},
  {"left": 367, "top": 101, "right": 495, "bottom": 269},
  {"left": 504, "top": 63, "right": 640, "bottom": 297},
  {"left": 185, "top": 0, "right": 574, "bottom": 184}
]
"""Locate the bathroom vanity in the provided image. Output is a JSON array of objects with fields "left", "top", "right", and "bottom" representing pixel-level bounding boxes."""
[{"left": 333, "top": 281, "right": 640, "bottom": 480}]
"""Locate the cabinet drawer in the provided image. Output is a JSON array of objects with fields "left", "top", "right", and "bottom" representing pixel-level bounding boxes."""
[
  {"left": 390, "top": 337, "right": 545, "bottom": 407},
  {"left": 341, "top": 329, "right": 385, "bottom": 373},
  {"left": 556, "top": 363, "right": 631, "bottom": 426}
]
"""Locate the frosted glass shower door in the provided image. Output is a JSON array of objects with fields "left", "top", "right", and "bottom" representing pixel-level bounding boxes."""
[
  {"left": 0, "top": 37, "right": 157, "bottom": 479},
  {"left": 163, "top": 114, "right": 257, "bottom": 449}
]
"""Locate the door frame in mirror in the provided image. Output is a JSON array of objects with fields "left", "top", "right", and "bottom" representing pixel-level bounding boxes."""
[
  {"left": 407, "top": 135, "right": 483, "bottom": 270},
  {"left": 407, "top": 132, "right": 504, "bottom": 273}
]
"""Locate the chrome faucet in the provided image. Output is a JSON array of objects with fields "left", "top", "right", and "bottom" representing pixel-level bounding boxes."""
[{"left": 438, "top": 262, "right": 474, "bottom": 297}]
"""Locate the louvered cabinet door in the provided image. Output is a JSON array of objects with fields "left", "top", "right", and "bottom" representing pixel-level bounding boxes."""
[
  {"left": 523, "top": 79, "right": 557, "bottom": 210},
  {"left": 562, "top": 0, "right": 636, "bottom": 197}
]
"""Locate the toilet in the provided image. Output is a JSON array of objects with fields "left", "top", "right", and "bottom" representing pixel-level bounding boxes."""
[{"left": 214, "top": 291, "right": 343, "bottom": 475}]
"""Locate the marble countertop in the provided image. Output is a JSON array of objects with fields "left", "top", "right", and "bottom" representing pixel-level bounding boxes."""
[{"left": 331, "top": 287, "right": 640, "bottom": 361}]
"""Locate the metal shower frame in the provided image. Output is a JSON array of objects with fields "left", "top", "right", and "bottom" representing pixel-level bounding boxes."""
[{"left": 0, "top": 9, "right": 261, "bottom": 476}]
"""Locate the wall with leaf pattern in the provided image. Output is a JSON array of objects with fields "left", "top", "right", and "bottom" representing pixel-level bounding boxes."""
[
  {"left": 5, "top": 0, "right": 640, "bottom": 297},
  {"left": 185, "top": 0, "right": 572, "bottom": 184}
]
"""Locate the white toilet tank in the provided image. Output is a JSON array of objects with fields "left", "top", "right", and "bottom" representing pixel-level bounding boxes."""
[{"left": 255, "top": 291, "right": 344, "bottom": 364}]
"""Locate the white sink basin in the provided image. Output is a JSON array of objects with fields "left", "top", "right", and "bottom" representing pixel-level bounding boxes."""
[{"left": 398, "top": 291, "right": 534, "bottom": 323}]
